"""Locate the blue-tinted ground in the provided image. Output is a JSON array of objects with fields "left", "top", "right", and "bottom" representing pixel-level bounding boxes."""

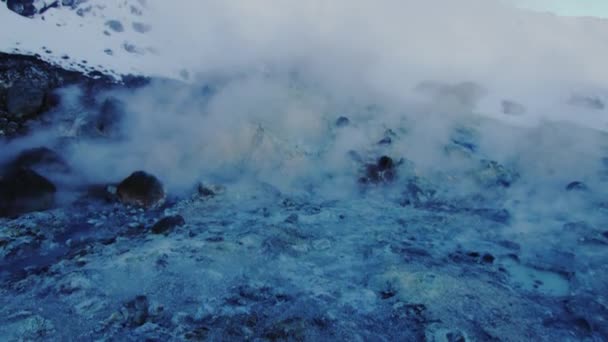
[{"left": 1, "top": 79, "right": 608, "bottom": 341}]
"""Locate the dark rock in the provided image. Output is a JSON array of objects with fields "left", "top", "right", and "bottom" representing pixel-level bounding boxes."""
[
  {"left": 563, "top": 296, "right": 608, "bottom": 338},
  {"left": 569, "top": 95, "right": 605, "bottom": 110},
  {"left": 197, "top": 183, "right": 215, "bottom": 197},
  {"left": 8, "top": 147, "right": 69, "bottom": 173},
  {"left": 401, "top": 177, "right": 437, "bottom": 207},
  {"left": 285, "top": 213, "right": 299, "bottom": 224},
  {"left": 105, "top": 20, "right": 124, "bottom": 32},
  {"left": 0, "top": 168, "right": 56, "bottom": 217},
  {"left": 335, "top": 116, "right": 350, "bottom": 127},
  {"left": 501, "top": 100, "right": 526, "bottom": 115},
  {"left": 6, "top": 0, "right": 37, "bottom": 17},
  {"left": 481, "top": 253, "right": 495, "bottom": 264},
  {"left": 150, "top": 215, "right": 185, "bottom": 235},
  {"left": 446, "top": 330, "right": 468, "bottom": 342},
  {"left": 416, "top": 81, "right": 485, "bottom": 110},
  {"left": 378, "top": 129, "right": 396, "bottom": 145},
  {"left": 497, "top": 240, "right": 521, "bottom": 251},
  {"left": 473, "top": 160, "right": 519, "bottom": 188},
  {"left": 91, "top": 97, "right": 125, "bottom": 137},
  {"left": 566, "top": 181, "right": 588, "bottom": 192},
  {"left": 469, "top": 208, "right": 511, "bottom": 224},
  {"left": 132, "top": 22, "right": 151, "bottom": 33},
  {"left": 359, "top": 155, "right": 398, "bottom": 185},
  {"left": 123, "top": 295, "right": 149, "bottom": 327},
  {"left": 378, "top": 136, "right": 392, "bottom": 145},
  {"left": 0, "top": 52, "right": 99, "bottom": 137},
  {"left": 82, "top": 184, "right": 118, "bottom": 203},
  {"left": 117, "top": 171, "right": 165, "bottom": 208},
  {"left": 6, "top": 82, "right": 46, "bottom": 119},
  {"left": 450, "top": 126, "right": 478, "bottom": 153}
]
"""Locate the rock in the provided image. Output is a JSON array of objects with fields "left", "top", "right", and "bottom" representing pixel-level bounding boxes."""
[
  {"left": 6, "top": 82, "right": 46, "bottom": 120},
  {"left": 481, "top": 253, "right": 495, "bottom": 264},
  {"left": 416, "top": 81, "right": 485, "bottom": 110},
  {"left": 359, "top": 155, "right": 397, "bottom": 184},
  {"left": 285, "top": 213, "right": 299, "bottom": 224},
  {"left": 378, "top": 136, "right": 392, "bottom": 145},
  {"left": 89, "top": 97, "right": 126, "bottom": 137},
  {"left": 83, "top": 184, "right": 118, "bottom": 203},
  {"left": 566, "top": 181, "right": 588, "bottom": 192},
  {"left": 378, "top": 129, "right": 396, "bottom": 145},
  {"left": 105, "top": 20, "right": 124, "bottom": 32},
  {"left": 150, "top": 215, "right": 185, "bottom": 235},
  {"left": 335, "top": 116, "right": 350, "bottom": 127},
  {"left": 569, "top": 95, "right": 605, "bottom": 110},
  {"left": 8, "top": 147, "right": 69, "bottom": 173},
  {"left": 0, "top": 52, "right": 93, "bottom": 136},
  {"left": 449, "top": 126, "right": 478, "bottom": 154},
  {"left": 501, "top": 100, "right": 526, "bottom": 115},
  {"left": 6, "top": 0, "right": 37, "bottom": 17},
  {"left": 197, "top": 183, "right": 216, "bottom": 197},
  {"left": 0, "top": 168, "right": 56, "bottom": 217},
  {"left": 473, "top": 160, "right": 519, "bottom": 188},
  {"left": 469, "top": 208, "right": 511, "bottom": 224},
  {"left": 401, "top": 177, "right": 437, "bottom": 207},
  {"left": 123, "top": 295, "right": 149, "bottom": 327},
  {"left": 117, "top": 171, "right": 165, "bottom": 208}
]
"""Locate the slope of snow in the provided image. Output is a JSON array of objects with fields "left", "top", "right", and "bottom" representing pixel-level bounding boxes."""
[{"left": 1, "top": 0, "right": 608, "bottom": 132}]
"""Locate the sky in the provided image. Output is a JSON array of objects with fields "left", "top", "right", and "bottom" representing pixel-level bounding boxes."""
[{"left": 508, "top": 0, "right": 608, "bottom": 17}]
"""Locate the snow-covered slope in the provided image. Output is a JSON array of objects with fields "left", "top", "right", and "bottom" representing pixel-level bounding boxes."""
[{"left": 2, "top": 0, "right": 608, "bottom": 132}]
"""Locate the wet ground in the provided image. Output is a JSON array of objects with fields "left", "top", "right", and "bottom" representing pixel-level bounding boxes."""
[{"left": 1, "top": 172, "right": 607, "bottom": 341}]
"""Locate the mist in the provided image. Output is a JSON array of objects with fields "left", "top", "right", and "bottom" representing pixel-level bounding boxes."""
[{"left": 5, "top": 0, "right": 608, "bottom": 206}]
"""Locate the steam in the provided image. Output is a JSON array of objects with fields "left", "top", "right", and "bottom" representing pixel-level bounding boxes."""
[{"left": 3, "top": 0, "right": 608, "bottom": 203}]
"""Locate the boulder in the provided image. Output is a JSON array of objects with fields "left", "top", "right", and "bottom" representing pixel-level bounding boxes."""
[
  {"left": 9, "top": 147, "right": 69, "bottom": 173},
  {"left": 359, "top": 156, "right": 397, "bottom": 184},
  {"left": 150, "top": 215, "right": 185, "bottom": 235},
  {"left": 6, "top": 0, "right": 37, "bottom": 17},
  {"left": 0, "top": 52, "right": 89, "bottom": 137},
  {"left": 5, "top": 82, "right": 46, "bottom": 120},
  {"left": 117, "top": 171, "right": 165, "bottom": 208},
  {"left": 0, "top": 168, "right": 56, "bottom": 217}
]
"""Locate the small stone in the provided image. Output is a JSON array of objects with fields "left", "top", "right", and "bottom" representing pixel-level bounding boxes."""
[
  {"left": 378, "top": 136, "right": 392, "bottom": 145},
  {"left": 197, "top": 183, "right": 215, "bottom": 197},
  {"left": 151, "top": 215, "right": 185, "bottom": 235},
  {"left": 566, "top": 181, "right": 588, "bottom": 192},
  {"left": 481, "top": 253, "right": 495, "bottom": 264},
  {"left": 105, "top": 20, "right": 124, "bottom": 32},
  {"left": 335, "top": 116, "right": 350, "bottom": 127},
  {"left": 117, "top": 171, "right": 165, "bottom": 208},
  {"left": 285, "top": 213, "right": 299, "bottom": 224}
]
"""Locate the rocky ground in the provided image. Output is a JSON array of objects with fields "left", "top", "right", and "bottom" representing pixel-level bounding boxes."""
[{"left": 1, "top": 53, "right": 608, "bottom": 341}]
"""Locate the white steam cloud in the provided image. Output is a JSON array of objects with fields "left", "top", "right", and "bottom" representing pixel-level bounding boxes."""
[{"left": 4, "top": 0, "right": 608, "bottom": 199}]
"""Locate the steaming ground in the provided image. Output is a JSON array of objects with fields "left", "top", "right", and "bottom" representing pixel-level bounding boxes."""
[
  {"left": 2, "top": 1, "right": 608, "bottom": 341},
  {"left": 1, "top": 72, "right": 608, "bottom": 340}
]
